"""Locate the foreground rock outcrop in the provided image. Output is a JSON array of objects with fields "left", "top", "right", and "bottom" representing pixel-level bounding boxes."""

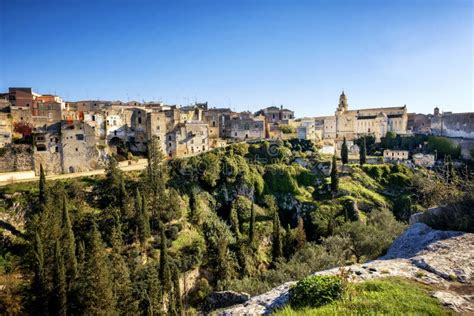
[{"left": 220, "top": 223, "right": 474, "bottom": 315}]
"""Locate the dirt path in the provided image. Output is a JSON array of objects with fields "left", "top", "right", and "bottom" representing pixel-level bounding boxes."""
[{"left": 0, "top": 160, "right": 149, "bottom": 187}]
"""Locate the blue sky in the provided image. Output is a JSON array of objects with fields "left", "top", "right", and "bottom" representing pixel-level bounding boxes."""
[{"left": 0, "top": 0, "right": 472, "bottom": 117}]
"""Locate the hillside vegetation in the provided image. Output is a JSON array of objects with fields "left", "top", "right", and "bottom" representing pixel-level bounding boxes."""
[{"left": 0, "top": 138, "right": 471, "bottom": 314}]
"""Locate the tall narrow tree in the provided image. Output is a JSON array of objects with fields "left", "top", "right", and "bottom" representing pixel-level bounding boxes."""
[
  {"left": 294, "top": 217, "right": 307, "bottom": 251},
  {"left": 138, "top": 193, "right": 151, "bottom": 245},
  {"left": 159, "top": 228, "right": 172, "bottom": 298},
  {"left": 39, "top": 164, "right": 46, "bottom": 206},
  {"left": 31, "top": 232, "right": 48, "bottom": 315},
  {"left": 283, "top": 224, "right": 294, "bottom": 260},
  {"left": 341, "top": 137, "right": 349, "bottom": 164},
  {"left": 229, "top": 206, "right": 240, "bottom": 240},
  {"left": 359, "top": 137, "right": 367, "bottom": 166},
  {"left": 248, "top": 203, "right": 256, "bottom": 246},
  {"left": 51, "top": 241, "right": 67, "bottom": 316},
  {"left": 330, "top": 155, "right": 339, "bottom": 193},
  {"left": 172, "top": 265, "right": 183, "bottom": 315},
  {"left": 110, "top": 224, "right": 138, "bottom": 314},
  {"left": 80, "top": 223, "right": 116, "bottom": 314},
  {"left": 271, "top": 211, "right": 283, "bottom": 263},
  {"left": 61, "top": 194, "right": 77, "bottom": 288}
]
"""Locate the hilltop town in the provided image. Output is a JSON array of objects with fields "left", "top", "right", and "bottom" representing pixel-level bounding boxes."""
[{"left": 0, "top": 87, "right": 472, "bottom": 180}]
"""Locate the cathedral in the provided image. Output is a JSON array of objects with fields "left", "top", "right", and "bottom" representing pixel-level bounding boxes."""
[{"left": 323, "top": 92, "right": 408, "bottom": 142}]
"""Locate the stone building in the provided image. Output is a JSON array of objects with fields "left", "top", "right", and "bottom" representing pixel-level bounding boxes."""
[
  {"left": 323, "top": 92, "right": 408, "bottom": 142},
  {"left": 224, "top": 115, "right": 265, "bottom": 140},
  {"left": 383, "top": 149, "right": 409, "bottom": 163},
  {"left": 8, "top": 88, "right": 65, "bottom": 128},
  {"left": 407, "top": 108, "right": 474, "bottom": 139},
  {"left": 203, "top": 108, "right": 232, "bottom": 141},
  {"left": 256, "top": 105, "right": 294, "bottom": 138},
  {"left": 431, "top": 107, "right": 474, "bottom": 139},
  {"left": 407, "top": 113, "right": 432, "bottom": 134},
  {"left": 296, "top": 118, "right": 322, "bottom": 141},
  {"left": 0, "top": 100, "right": 12, "bottom": 147},
  {"left": 33, "top": 121, "right": 103, "bottom": 175},
  {"left": 166, "top": 121, "right": 209, "bottom": 157},
  {"left": 412, "top": 153, "right": 435, "bottom": 168}
]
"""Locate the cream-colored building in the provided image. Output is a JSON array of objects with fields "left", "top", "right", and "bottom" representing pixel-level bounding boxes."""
[
  {"left": 323, "top": 92, "right": 408, "bottom": 142},
  {"left": 383, "top": 149, "right": 409, "bottom": 162}
]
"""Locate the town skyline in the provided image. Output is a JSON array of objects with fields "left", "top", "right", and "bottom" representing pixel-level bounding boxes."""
[{"left": 1, "top": 0, "right": 472, "bottom": 117}]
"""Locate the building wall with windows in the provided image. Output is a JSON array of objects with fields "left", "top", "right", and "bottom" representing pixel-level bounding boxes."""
[{"left": 323, "top": 92, "right": 408, "bottom": 142}]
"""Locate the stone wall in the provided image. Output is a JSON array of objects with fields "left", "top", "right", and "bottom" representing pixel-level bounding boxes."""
[{"left": 0, "top": 144, "right": 34, "bottom": 172}]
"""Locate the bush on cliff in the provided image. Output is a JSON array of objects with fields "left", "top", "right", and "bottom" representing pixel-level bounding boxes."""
[{"left": 288, "top": 275, "right": 343, "bottom": 309}]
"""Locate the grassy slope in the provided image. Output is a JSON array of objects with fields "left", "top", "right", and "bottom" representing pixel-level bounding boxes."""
[{"left": 275, "top": 278, "right": 450, "bottom": 316}]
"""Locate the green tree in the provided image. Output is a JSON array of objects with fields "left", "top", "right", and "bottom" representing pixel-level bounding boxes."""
[
  {"left": 341, "top": 137, "right": 349, "bottom": 165},
  {"left": 272, "top": 211, "right": 283, "bottom": 263},
  {"left": 295, "top": 217, "right": 307, "bottom": 251},
  {"left": 202, "top": 214, "right": 235, "bottom": 284},
  {"left": 359, "top": 137, "right": 367, "bottom": 166},
  {"left": 159, "top": 228, "right": 172, "bottom": 297},
  {"left": 229, "top": 206, "right": 240, "bottom": 240},
  {"left": 99, "top": 155, "right": 123, "bottom": 207},
  {"left": 248, "top": 203, "right": 256, "bottom": 246},
  {"left": 38, "top": 164, "right": 46, "bottom": 206},
  {"left": 31, "top": 232, "right": 48, "bottom": 315},
  {"left": 80, "top": 223, "right": 116, "bottom": 314},
  {"left": 283, "top": 224, "right": 294, "bottom": 260},
  {"left": 61, "top": 194, "right": 77, "bottom": 289},
  {"left": 147, "top": 136, "right": 168, "bottom": 225},
  {"left": 330, "top": 155, "right": 339, "bottom": 193},
  {"left": 138, "top": 193, "right": 151, "bottom": 245},
  {"left": 51, "top": 242, "right": 67, "bottom": 316},
  {"left": 110, "top": 224, "right": 138, "bottom": 314},
  {"left": 172, "top": 265, "right": 183, "bottom": 315}
]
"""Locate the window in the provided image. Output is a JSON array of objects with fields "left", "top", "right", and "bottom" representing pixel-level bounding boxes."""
[
  {"left": 202, "top": 139, "right": 205, "bottom": 144},
  {"left": 138, "top": 117, "right": 142, "bottom": 124},
  {"left": 75, "top": 148, "right": 78, "bottom": 151},
  {"left": 76, "top": 134, "right": 84, "bottom": 141}
]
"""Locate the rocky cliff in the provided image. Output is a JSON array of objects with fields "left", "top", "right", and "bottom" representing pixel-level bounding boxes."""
[{"left": 220, "top": 223, "right": 474, "bottom": 315}]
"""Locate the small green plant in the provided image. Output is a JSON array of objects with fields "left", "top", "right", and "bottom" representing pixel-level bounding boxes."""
[
  {"left": 448, "top": 274, "right": 457, "bottom": 281},
  {"left": 289, "top": 275, "right": 343, "bottom": 309},
  {"left": 415, "top": 271, "right": 425, "bottom": 278}
]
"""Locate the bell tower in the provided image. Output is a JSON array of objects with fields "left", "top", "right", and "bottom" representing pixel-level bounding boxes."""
[{"left": 338, "top": 90, "right": 348, "bottom": 112}]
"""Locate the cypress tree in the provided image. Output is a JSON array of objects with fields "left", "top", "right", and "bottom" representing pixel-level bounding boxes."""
[
  {"left": 31, "top": 232, "right": 48, "bottom": 315},
  {"left": 172, "top": 265, "right": 182, "bottom": 316},
  {"left": 39, "top": 164, "right": 46, "bottom": 206},
  {"left": 51, "top": 241, "right": 67, "bottom": 316},
  {"left": 271, "top": 211, "right": 283, "bottom": 263},
  {"left": 359, "top": 137, "right": 367, "bottom": 166},
  {"left": 110, "top": 224, "right": 138, "bottom": 314},
  {"left": 229, "top": 206, "right": 240, "bottom": 240},
  {"left": 80, "top": 223, "right": 116, "bottom": 314},
  {"left": 341, "top": 137, "right": 349, "bottom": 164},
  {"left": 283, "top": 224, "right": 293, "bottom": 260},
  {"left": 140, "top": 290, "right": 153, "bottom": 316},
  {"left": 61, "top": 194, "right": 77, "bottom": 288},
  {"left": 159, "top": 228, "right": 172, "bottom": 297},
  {"left": 330, "top": 155, "right": 339, "bottom": 193},
  {"left": 138, "top": 193, "right": 151, "bottom": 245},
  {"left": 248, "top": 203, "right": 256, "bottom": 246},
  {"left": 294, "top": 217, "right": 307, "bottom": 251}
]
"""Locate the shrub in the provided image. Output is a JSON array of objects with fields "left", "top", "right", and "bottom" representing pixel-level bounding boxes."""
[{"left": 289, "top": 275, "right": 343, "bottom": 309}]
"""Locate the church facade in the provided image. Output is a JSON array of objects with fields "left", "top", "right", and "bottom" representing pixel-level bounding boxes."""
[{"left": 323, "top": 92, "right": 408, "bottom": 142}]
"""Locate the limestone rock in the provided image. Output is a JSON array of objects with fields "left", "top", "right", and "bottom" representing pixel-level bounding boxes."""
[
  {"left": 207, "top": 291, "right": 250, "bottom": 310},
  {"left": 220, "top": 223, "right": 474, "bottom": 315}
]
